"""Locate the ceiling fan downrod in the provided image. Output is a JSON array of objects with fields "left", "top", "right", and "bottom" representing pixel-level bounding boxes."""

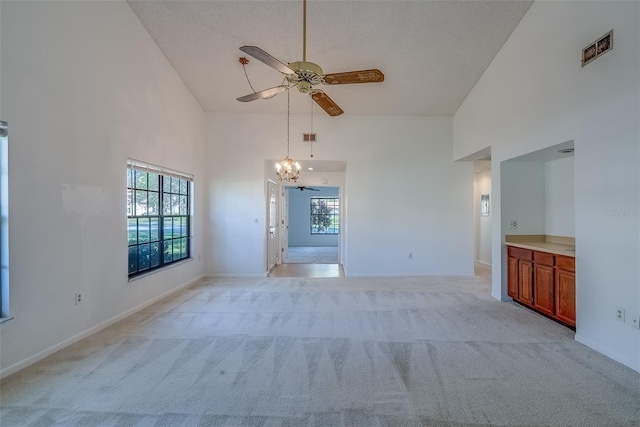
[
  {"left": 303, "top": 0, "right": 307, "bottom": 62},
  {"left": 302, "top": 0, "right": 307, "bottom": 62}
]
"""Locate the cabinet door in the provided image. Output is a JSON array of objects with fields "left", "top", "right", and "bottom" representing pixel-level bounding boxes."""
[
  {"left": 507, "top": 257, "right": 519, "bottom": 299},
  {"left": 519, "top": 260, "right": 534, "bottom": 305},
  {"left": 534, "top": 264, "right": 555, "bottom": 316},
  {"left": 556, "top": 269, "right": 576, "bottom": 327}
]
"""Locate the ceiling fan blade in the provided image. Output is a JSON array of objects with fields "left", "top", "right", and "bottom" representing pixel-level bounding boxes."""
[
  {"left": 308, "top": 187, "right": 320, "bottom": 191},
  {"left": 323, "top": 69, "right": 384, "bottom": 85},
  {"left": 239, "top": 46, "right": 296, "bottom": 75},
  {"left": 311, "top": 91, "right": 344, "bottom": 117},
  {"left": 237, "top": 86, "right": 287, "bottom": 102}
]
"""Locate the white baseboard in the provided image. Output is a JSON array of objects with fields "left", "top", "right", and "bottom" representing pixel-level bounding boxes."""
[
  {"left": 0, "top": 274, "right": 205, "bottom": 379},
  {"left": 575, "top": 333, "right": 640, "bottom": 373}
]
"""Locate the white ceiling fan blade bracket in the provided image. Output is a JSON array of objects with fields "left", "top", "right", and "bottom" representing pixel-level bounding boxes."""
[{"left": 286, "top": 74, "right": 301, "bottom": 85}]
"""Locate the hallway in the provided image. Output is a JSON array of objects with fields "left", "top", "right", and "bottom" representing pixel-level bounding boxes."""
[
  {"left": 269, "top": 246, "right": 343, "bottom": 277},
  {"left": 284, "top": 246, "right": 339, "bottom": 264},
  {"left": 268, "top": 263, "right": 345, "bottom": 278}
]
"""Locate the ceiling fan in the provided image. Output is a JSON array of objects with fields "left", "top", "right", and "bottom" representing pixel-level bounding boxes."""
[
  {"left": 296, "top": 186, "right": 320, "bottom": 191},
  {"left": 236, "top": 0, "right": 384, "bottom": 117}
]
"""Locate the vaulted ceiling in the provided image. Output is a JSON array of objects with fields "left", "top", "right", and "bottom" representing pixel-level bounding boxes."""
[{"left": 127, "top": 0, "right": 532, "bottom": 117}]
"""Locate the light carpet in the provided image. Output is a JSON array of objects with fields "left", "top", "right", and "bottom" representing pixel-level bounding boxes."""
[
  {"left": 285, "top": 247, "right": 339, "bottom": 264},
  {"left": 1, "top": 275, "right": 639, "bottom": 426}
]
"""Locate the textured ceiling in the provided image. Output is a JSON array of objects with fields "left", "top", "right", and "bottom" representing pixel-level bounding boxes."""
[{"left": 127, "top": 0, "right": 532, "bottom": 117}]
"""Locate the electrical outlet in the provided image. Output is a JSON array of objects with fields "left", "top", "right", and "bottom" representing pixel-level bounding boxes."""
[
  {"left": 616, "top": 307, "right": 625, "bottom": 322},
  {"left": 632, "top": 315, "right": 640, "bottom": 330},
  {"left": 510, "top": 220, "right": 518, "bottom": 229},
  {"left": 408, "top": 253, "right": 413, "bottom": 260},
  {"left": 75, "top": 293, "right": 82, "bottom": 305}
]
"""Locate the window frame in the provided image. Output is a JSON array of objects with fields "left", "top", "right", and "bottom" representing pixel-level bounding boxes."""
[
  {"left": 0, "top": 121, "right": 9, "bottom": 319},
  {"left": 127, "top": 159, "right": 193, "bottom": 278},
  {"left": 310, "top": 197, "right": 340, "bottom": 235}
]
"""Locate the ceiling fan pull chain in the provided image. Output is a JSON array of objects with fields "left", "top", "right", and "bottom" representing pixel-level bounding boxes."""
[{"left": 310, "top": 96, "right": 314, "bottom": 158}]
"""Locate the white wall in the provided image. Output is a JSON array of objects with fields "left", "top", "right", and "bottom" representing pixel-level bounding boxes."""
[
  {"left": 0, "top": 1, "right": 206, "bottom": 377},
  {"left": 288, "top": 186, "right": 339, "bottom": 247},
  {"left": 474, "top": 168, "right": 492, "bottom": 264},
  {"left": 206, "top": 113, "right": 474, "bottom": 277},
  {"left": 501, "top": 162, "right": 546, "bottom": 236},
  {"left": 453, "top": 1, "right": 640, "bottom": 371},
  {"left": 545, "top": 156, "right": 575, "bottom": 237}
]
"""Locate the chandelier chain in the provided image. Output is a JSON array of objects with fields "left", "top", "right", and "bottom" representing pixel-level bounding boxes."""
[
  {"left": 287, "top": 89, "right": 290, "bottom": 155},
  {"left": 275, "top": 89, "right": 299, "bottom": 182}
]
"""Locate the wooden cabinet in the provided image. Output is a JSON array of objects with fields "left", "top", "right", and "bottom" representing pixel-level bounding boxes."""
[
  {"left": 534, "top": 264, "right": 555, "bottom": 316},
  {"left": 507, "top": 246, "right": 575, "bottom": 328},
  {"left": 555, "top": 256, "right": 576, "bottom": 327},
  {"left": 507, "top": 247, "right": 533, "bottom": 306},
  {"left": 507, "top": 257, "right": 519, "bottom": 298},
  {"left": 519, "top": 260, "right": 534, "bottom": 305},
  {"left": 532, "top": 250, "right": 555, "bottom": 316}
]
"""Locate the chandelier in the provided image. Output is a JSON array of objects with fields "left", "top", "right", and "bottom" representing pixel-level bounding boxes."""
[{"left": 275, "top": 90, "right": 301, "bottom": 182}]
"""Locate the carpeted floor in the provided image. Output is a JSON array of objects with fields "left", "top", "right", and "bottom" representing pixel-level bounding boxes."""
[
  {"left": 1, "top": 275, "right": 639, "bottom": 426},
  {"left": 285, "top": 246, "right": 339, "bottom": 264}
]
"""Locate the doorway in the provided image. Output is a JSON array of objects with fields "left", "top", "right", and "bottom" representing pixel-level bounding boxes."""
[
  {"left": 285, "top": 186, "right": 340, "bottom": 264},
  {"left": 474, "top": 160, "right": 492, "bottom": 277},
  {"left": 266, "top": 180, "right": 279, "bottom": 272},
  {"left": 264, "top": 159, "right": 346, "bottom": 277}
]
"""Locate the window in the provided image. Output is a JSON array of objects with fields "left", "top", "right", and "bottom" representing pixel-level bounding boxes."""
[
  {"left": 310, "top": 197, "right": 339, "bottom": 235},
  {"left": 0, "top": 121, "right": 8, "bottom": 318},
  {"left": 127, "top": 159, "right": 192, "bottom": 277}
]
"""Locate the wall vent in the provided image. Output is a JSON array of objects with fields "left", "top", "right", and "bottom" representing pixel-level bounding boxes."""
[
  {"left": 582, "top": 30, "right": 613, "bottom": 67},
  {"left": 303, "top": 133, "right": 317, "bottom": 142}
]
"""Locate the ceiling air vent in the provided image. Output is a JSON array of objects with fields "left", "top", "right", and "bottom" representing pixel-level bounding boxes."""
[
  {"left": 303, "top": 133, "right": 317, "bottom": 142},
  {"left": 582, "top": 30, "right": 613, "bottom": 67}
]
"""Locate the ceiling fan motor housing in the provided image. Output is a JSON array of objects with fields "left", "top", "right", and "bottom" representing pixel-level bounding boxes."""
[{"left": 288, "top": 61, "right": 324, "bottom": 92}]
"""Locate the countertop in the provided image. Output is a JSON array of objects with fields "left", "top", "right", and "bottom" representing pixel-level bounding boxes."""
[{"left": 505, "top": 235, "right": 575, "bottom": 257}]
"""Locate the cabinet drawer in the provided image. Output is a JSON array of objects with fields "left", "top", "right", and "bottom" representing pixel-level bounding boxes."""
[
  {"left": 556, "top": 255, "right": 575, "bottom": 272},
  {"left": 534, "top": 251, "right": 554, "bottom": 266},
  {"left": 508, "top": 246, "right": 533, "bottom": 261}
]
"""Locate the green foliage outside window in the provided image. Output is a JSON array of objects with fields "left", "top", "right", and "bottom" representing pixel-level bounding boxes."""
[
  {"left": 310, "top": 198, "right": 339, "bottom": 235},
  {"left": 127, "top": 163, "right": 191, "bottom": 277}
]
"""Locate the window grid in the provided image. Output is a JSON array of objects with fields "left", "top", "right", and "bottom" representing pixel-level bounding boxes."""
[
  {"left": 127, "top": 166, "right": 190, "bottom": 277},
  {"left": 310, "top": 197, "right": 339, "bottom": 235}
]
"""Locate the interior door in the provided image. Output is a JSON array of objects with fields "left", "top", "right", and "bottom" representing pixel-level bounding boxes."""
[{"left": 267, "top": 180, "right": 278, "bottom": 272}]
